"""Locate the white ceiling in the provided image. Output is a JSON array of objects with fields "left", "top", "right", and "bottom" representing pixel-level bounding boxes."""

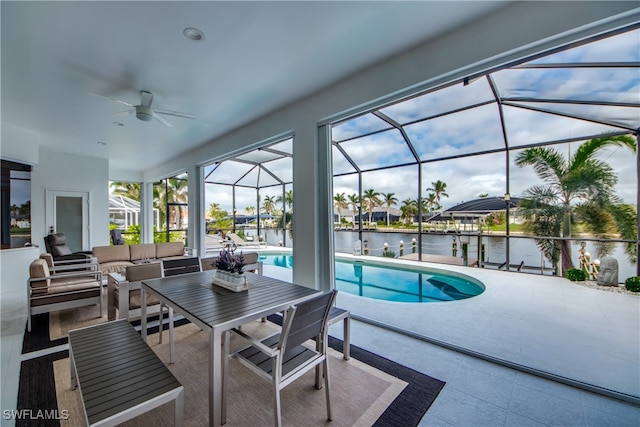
[{"left": 1, "top": 1, "right": 511, "bottom": 173}]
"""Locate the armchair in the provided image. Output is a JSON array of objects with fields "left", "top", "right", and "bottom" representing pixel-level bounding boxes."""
[
  {"left": 28, "top": 258, "right": 102, "bottom": 332},
  {"left": 39, "top": 252, "right": 98, "bottom": 274},
  {"left": 108, "top": 262, "right": 163, "bottom": 321}
]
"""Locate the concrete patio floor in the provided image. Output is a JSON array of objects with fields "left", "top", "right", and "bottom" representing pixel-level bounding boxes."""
[{"left": 263, "top": 254, "right": 640, "bottom": 403}]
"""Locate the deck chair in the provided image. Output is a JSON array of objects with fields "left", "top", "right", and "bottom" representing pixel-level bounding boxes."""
[
  {"left": 224, "top": 232, "right": 255, "bottom": 247},
  {"left": 110, "top": 229, "right": 125, "bottom": 245},
  {"left": 232, "top": 290, "right": 337, "bottom": 427},
  {"left": 44, "top": 233, "right": 92, "bottom": 261}
]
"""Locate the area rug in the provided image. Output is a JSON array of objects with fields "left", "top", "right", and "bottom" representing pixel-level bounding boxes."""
[
  {"left": 19, "top": 319, "right": 445, "bottom": 426},
  {"left": 22, "top": 298, "right": 187, "bottom": 354}
]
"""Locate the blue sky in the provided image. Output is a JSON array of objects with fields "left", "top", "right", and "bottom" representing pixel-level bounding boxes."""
[{"left": 206, "top": 28, "right": 639, "bottom": 215}]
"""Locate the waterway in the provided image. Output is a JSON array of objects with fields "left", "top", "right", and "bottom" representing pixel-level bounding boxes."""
[{"left": 256, "top": 228, "right": 637, "bottom": 281}]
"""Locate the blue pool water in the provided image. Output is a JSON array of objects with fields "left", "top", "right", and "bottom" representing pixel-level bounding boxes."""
[{"left": 258, "top": 254, "right": 485, "bottom": 303}]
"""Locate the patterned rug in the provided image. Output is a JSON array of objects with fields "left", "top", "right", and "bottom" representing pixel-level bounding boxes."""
[{"left": 19, "top": 305, "right": 445, "bottom": 426}]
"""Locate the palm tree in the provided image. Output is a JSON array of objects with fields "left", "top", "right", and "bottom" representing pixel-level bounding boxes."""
[
  {"left": 400, "top": 198, "right": 417, "bottom": 224},
  {"left": 362, "top": 189, "right": 381, "bottom": 223},
  {"left": 515, "top": 135, "right": 637, "bottom": 274},
  {"left": 382, "top": 193, "right": 398, "bottom": 226},
  {"left": 347, "top": 193, "right": 360, "bottom": 227},
  {"left": 110, "top": 181, "right": 141, "bottom": 201},
  {"left": 277, "top": 190, "right": 294, "bottom": 211},
  {"left": 207, "top": 203, "right": 227, "bottom": 221},
  {"left": 167, "top": 178, "right": 188, "bottom": 229},
  {"left": 263, "top": 195, "right": 276, "bottom": 216},
  {"left": 276, "top": 190, "right": 293, "bottom": 228},
  {"left": 333, "top": 193, "right": 348, "bottom": 224},
  {"left": 425, "top": 193, "right": 438, "bottom": 212},
  {"left": 426, "top": 180, "right": 449, "bottom": 208}
]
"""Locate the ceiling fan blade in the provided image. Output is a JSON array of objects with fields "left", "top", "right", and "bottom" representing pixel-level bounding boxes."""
[
  {"left": 88, "top": 92, "right": 134, "bottom": 107},
  {"left": 153, "top": 113, "right": 173, "bottom": 127},
  {"left": 114, "top": 109, "right": 134, "bottom": 116},
  {"left": 153, "top": 108, "right": 196, "bottom": 120},
  {"left": 140, "top": 90, "right": 154, "bottom": 108}
]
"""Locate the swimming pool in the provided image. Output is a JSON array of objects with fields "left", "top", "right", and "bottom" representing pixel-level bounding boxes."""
[{"left": 257, "top": 253, "right": 485, "bottom": 303}]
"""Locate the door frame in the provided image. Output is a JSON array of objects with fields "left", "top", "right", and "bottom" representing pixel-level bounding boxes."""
[{"left": 45, "top": 189, "right": 91, "bottom": 250}]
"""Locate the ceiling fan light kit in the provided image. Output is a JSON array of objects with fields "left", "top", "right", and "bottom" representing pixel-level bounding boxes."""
[{"left": 135, "top": 105, "right": 153, "bottom": 121}]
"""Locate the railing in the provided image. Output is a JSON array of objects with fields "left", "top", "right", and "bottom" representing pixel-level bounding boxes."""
[{"left": 334, "top": 230, "right": 638, "bottom": 281}]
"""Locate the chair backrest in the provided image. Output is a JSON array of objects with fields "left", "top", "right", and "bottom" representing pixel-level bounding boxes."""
[
  {"left": 227, "top": 233, "right": 245, "bottom": 243},
  {"left": 199, "top": 256, "right": 218, "bottom": 271},
  {"left": 44, "top": 233, "right": 72, "bottom": 257},
  {"left": 110, "top": 229, "right": 125, "bottom": 245},
  {"left": 162, "top": 257, "right": 202, "bottom": 277},
  {"left": 126, "top": 262, "right": 163, "bottom": 282},
  {"left": 280, "top": 290, "right": 337, "bottom": 356}
]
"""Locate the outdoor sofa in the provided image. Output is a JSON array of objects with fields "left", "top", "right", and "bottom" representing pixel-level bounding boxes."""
[{"left": 92, "top": 242, "right": 190, "bottom": 275}]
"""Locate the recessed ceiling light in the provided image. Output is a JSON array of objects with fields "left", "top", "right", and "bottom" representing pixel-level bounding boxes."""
[{"left": 183, "top": 27, "right": 205, "bottom": 41}]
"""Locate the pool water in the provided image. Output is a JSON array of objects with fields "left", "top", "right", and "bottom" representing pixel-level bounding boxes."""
[{"left": 258, "top": 254, "right": 485, "bottom": 303}]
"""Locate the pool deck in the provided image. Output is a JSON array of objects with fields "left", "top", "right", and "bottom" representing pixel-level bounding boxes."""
[
  {"left": 262, "top": 253, "right": 639, "bottom": 404},
  {"left": 399, "top": 252, "right": 478, "bottom": 266}
]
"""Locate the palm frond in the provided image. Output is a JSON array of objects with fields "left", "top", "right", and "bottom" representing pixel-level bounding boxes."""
[
  {"left": 571, "top": 135, "right": 636, "bottom": 170},
  {"left": 515, "top": 147, "right": 567, "bottom": 184}
]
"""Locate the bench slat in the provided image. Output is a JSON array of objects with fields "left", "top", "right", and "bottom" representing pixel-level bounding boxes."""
[{"left": 69, "top": 319, "right": 183, "bottom": 427}]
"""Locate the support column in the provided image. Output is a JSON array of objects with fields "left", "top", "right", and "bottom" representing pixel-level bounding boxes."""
[
  {"left": 187, "top": 165, "right": 204, "bottom": 256},
  {"left": 292, "top": 123, "right": 333, "bottom": 292},
  {"left": 140, "top": 182, "right": 154, "bottom": 244}
]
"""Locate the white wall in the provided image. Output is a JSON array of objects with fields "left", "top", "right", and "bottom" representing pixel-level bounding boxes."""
[
  {"left": 0, "top": 122, "right": 39, "bottom": 165},
  {"left": 31, "top": 150, "right": 110, "bottom": 250},
  {"left": 141, "top": 2, "right": 640, "bottom": 290}
]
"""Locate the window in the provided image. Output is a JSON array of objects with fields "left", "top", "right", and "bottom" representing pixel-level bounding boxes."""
[
  {"left": 154, "top": 173, "right": 188, "bottom": 243},
  {"left": 1, "top": 160, "right": 32, "bottom": 249}
]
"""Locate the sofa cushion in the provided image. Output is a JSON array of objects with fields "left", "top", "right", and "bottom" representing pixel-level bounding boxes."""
[
  {"left": 49, "top": 233, "right": 73, "bottom": 256},
  {"left": 156, "top": 242, "right": 184, "bottom": 258},
  {"left": 29, "top": 259, "right": 51, "bottom": 294},
  {"left": 200, "top": 256, "right": 218, "bottom": 271},
  {"left": 243, "top": 252, "right": 259, "bottom": 265},
  {"left": 100, "top": 261, "right": 135, "bottom": 275},
  {"left": 48, "top": 279, "right": 101, "bottom": 294},
  {"left": 93, "top": 245, "right": 131, "bottom": 263},
  {"left": 125, "top": 262, "right": 162, "bottom": 282},
  {"left": 130, "top": 243, "right": 156, "bottom": 261}
]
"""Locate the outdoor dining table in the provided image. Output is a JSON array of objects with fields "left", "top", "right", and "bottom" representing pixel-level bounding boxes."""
[{"left": 140, "top": 270, "right": 320, "bottom": 427}]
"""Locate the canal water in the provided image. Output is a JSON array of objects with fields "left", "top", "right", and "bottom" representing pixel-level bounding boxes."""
[{"left": 257, "top": 228, "right": 636, "bottom": 280}]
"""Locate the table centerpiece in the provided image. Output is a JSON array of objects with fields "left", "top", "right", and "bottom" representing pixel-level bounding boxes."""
[{"left": 211, "top": 246, "right": 248, "bottom": 292}]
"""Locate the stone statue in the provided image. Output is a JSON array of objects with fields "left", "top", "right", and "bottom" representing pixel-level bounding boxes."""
[{"left": 597, "top": 256, "right": 618, "bottom": 286}]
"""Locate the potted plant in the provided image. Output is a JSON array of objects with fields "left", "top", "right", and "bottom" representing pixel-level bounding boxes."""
[{"left": 213, "top": 247, "right": 247, "bottom": 287}]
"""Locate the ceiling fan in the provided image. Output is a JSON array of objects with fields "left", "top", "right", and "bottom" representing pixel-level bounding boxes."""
[{"left": 92, "top": 90, "right": 195, "bottom": 127}]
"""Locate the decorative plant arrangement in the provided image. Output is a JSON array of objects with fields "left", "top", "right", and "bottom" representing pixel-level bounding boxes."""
[
  {"left": 624, "top": 276, "right": 640, "bottom": 292},
  {"left": 212, "top": 246, "right": 248, "bottom": 291},
  {"left": 565, "top": 268, "right": 587, "bottom": 282}
]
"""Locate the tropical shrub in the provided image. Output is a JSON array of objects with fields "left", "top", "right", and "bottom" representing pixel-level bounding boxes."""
[
  {"left": 382, "top": 248, "right": 396, "bottom": 258},
  {"left": 624, "top": 276, "right": 640, "bottom": 292},
  {"left": 565, "top": 268, "right": 587, "bottom": 281}
]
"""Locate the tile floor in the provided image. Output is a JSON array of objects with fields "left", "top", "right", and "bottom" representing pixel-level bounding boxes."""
[{"left": 2, "top": 261, "right": 639, "bottom": 427}]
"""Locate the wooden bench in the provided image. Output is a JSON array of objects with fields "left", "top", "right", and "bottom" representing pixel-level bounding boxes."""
[
  {"left": 68, "top": 320, "right": 184, "bottom": 427},
  {"left": 328, "top": 307, "right": 351, "bottom": 360}
]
